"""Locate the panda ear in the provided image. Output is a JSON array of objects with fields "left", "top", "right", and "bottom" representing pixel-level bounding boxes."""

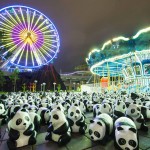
[
  {"left": 97, "top": 122, "right": 102, "bottom": 126},
  {"left": 90, "top": 120, "right": 94, "bottom": 123},
  {"left": 117, "top": 101, "right": 120, "bottom": 105},
  {"left": 117, "top": 126, "right": 124, "bottom": 131},
  {"left": 129, "top": 128, "right": 136, "bottom": 133},
  {"left": 10, "top": 112, "right": 15, "bottom": 119}
]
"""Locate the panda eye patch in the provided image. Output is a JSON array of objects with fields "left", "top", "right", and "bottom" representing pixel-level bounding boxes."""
[
  {"left": 89, "top": 129, "right": 92, "bottom": 135},
  {"left": 53, "top": 114, "right": 59, "bottom": 120},
  {"left": 16, "top": 118, "right": 22, "bottom": 125},
  {"left": 76, "top": 110, "right": 80, "bottom": 114},
  {"left": 94, "top": 131, "right": 100, "bottom": 138},
  {"left": 0, "top": 106, "right": 2, "bottom": 109},
  {"left": 25, "top": 116, "right": 29, "bottom": 121},
  {"left": 131, "top": 109, "right": 135, "bottom": 113},
  {"left": 129, "top": 140, "right": 136, "bottom": 147},
  {"left": 70, "top": 112, "right": 74, "bottom": 116},
  {"left": 137, "top": 107, "right": 140, "bottom": 111},
  {"left": 118, "top": 138, "right": 126, "bottom": 145}
]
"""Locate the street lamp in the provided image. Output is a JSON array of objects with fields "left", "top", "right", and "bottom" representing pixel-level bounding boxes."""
[
  {"left": 34, "top": 80, "right": 37, "bottom": 92},
  {"left": 73, "top": 82, "right": 76, "bottom": 91},
  {"left": 53, "top": 82, "right": 56, "bottom": 92},
  {"left": 43, "top": 82, "right": 46, "bottom": 92},
  {"left": 41, "top": 84, "right": 43, "bottom": 92}
]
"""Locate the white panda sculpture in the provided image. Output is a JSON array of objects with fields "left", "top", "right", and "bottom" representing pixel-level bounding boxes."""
[
  {"left": 45, "top": 108, "right": 71, "bottom": 146},
  {"left": 126, "top": 103, "right": 148, "bottom": 132},
  {"left": 7, "top": 111, "right": 37, "bottom": 149},
  {"left": 93, "top": 104, "right": 101, "bottom": 118},
  {"left": 113, "top": 100, "right": 126, "bottom": 121},
  {"left": 67, "top": 106, "right": 87, "bottom": 134},
  {"left": 89, "top": 113, "right": 113, "bottom": 144},
  {"left": 37, "top": 107, "right": 50, "bottom": 125},
  {"left": 114, "top": 117, "right": 139, "bottom": 150},
  {"left": 28, "top": 112, "right": 41, "bottom": 132}
]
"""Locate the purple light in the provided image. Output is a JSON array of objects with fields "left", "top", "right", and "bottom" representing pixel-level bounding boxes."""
[{"left": 11, "top": 23, "right": 44, "bottom": 49}]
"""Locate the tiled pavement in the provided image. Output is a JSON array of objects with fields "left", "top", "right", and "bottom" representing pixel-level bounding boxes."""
[{"left": 0, "top": 112, "right": 150, "bottom": 150}]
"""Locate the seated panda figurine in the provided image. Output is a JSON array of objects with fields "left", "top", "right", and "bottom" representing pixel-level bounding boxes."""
[
  {"left": 7, "top": 110, "right": 37, "bottom": 149},
  {"left": 89, "top": 113, "right": 113, "bottom": 144},
  {"left": 67, "top": 106, "right": 87, "bottom": 134},
  {"left": 0, "top": 103, "right": 8, "bottom": 124},
  {"left": 126, "top": 103, "right": 148, "bottom": 132},
  {"left": 114, "top": 117, "right": 139, "bottom": 150},
  {"left": 93, "top": 104, "right": 101, "bottom": 118},
  {"left": 28, "top": 112, "right": 41, "bottom": 132},
  {"left": 113, "top": 100, "right": 126, "bottom": 121},
  {"left": 45, "top": 108, "right": 71, "bottom": 146},
  {"left": 99, "top": 103, "right": 112, "bottom": 116}
]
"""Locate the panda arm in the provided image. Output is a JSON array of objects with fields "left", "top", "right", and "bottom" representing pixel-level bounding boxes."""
[
  {"left": 9, "top": 128, "right": 20, "bottom": 140},
  {"left": 47, "top": 124, "right": 53, "bottom": 132},
  {"left": 76, "top": 116, "right": 85, "bottom": 127},
  {"left": 67, "top": 117, "right": 74, "bottom": 126},
  {"left": 136, "top": 116, "right": 144, "bottom": 122},
  {"left": 23, "top": 124, "right": 34, "bottom": 136}
]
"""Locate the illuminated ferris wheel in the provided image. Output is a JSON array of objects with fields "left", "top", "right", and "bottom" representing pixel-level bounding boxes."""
[{"left": 0, "top": 5, "right": 60, "bottom": 70}]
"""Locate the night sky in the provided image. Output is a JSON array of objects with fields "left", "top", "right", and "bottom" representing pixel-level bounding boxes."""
[{"left": 1, "top": 0, "right": 150, "bottom": 72}]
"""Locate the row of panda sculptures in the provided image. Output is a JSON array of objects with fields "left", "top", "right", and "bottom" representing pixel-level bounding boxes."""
[{"left": 0, "top": 90, "right": 150, "bottom": 150}]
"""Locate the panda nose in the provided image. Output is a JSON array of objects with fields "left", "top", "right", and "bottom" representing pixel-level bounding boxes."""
[
  {"left": 23, "top": 123, "right": 26, "bottom": 125},
  {"left": 91, "top": 136, "right": 94, "bottom": 140},
  {"left": 125, "top": 147, "right": 130, "bottom": 150}
]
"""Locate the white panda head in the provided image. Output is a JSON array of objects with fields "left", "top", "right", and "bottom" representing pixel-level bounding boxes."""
[
  {"left": 100, "top": 103, "right": 112, "bottom": 115},
  {"left": 0, "top": 103, "right": 5, "bottom": 115},
  {"left": 126, "top": 104, "right": 141, "bottom": 118},
  {"left": 50, "top": 108, "right": 67, "bottom": 129},
  {"left": 28, "top": 105, "right": 38, "bottom": 113},
  {"left": 9, "top": 111, "right": 31, "bottom": 131},
  {"left": 51, "top": 102, "right": 64, "bottom": 113},
  {"left": 89, "top": 118, "right": 106, "bottom": 141},
  {"left": 68, "top": 106, "right": 82, "bottom": 120},
  {"left": 115, "top": 125, "right": 138, "bottom": 150},
  {"left": 86, "top": 101, "right": 93, "bottom": 111},
  {"left": 114, "top": 100, "right": 126, "bottom": 113}
]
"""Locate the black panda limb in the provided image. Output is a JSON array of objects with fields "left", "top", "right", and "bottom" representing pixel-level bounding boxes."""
[
  {"left": 58, "top": 132, "right": 71, "bottom": 146},
  {"left": 28, "top": 131, "right": 37, "bottom": 145},
  {"left": 23, "top": 124, "right": 34, "bottom": 136},
  {"left": 7, "top": 139, "right": 17, "bottom": 150},
  {"left": 9, "top": 128, "right": 20, "bottom": 141}
]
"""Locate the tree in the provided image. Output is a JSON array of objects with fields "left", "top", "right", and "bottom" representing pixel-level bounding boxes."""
[
  {"left": 9, "top": 68, "right": 19, "bottom": 92},
  {"left": 0, "top": 70, "right": 6, "bottom": 91}
]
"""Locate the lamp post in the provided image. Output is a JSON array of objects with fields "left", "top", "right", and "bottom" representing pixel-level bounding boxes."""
[
  {"left": 43, "top": 82, "right": 46, "bottom": 92},
  {"left": 34, "top": 80, "right": 37, "bottom": 92},
  {"left": 41, "top": 84, "right": 43, "bottom": 92},
  {"left": 73, "top": 82, "right": 76, "bottom": 91},
  {"left": 53, "top": 82, "right": 56, "bottom": 92}
]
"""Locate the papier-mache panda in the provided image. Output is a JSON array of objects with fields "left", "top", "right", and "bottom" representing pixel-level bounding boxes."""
[
  {"left": 93, "top": 104, "right": 101, "bottom": 118},
  {"left": 45, "top": 108, "right": 71, "bottom": 146},
  {"left": 7, "top": 110, "right": 37, "bottom": 150},
  {"left": 0, "top": 103, "right": 8, "bottom": 124},
  {"left": 126, "top": 103, "right": 148, "bottom": 132},
  {"left": 67, "top": 106, "right": 87, "bottom": 134},
  {"left": 113, "top": 100, "right": 126, "bottom": 121},
  {"left": 114, "top": 117, "right": 139, "bottom": 150},
  {"left": 89, "top": 113, "right": 113, "bottom": 144},
  {"left": 37, "top": 107, "right": 50, "bottom": 125},
  {"left": 29, "top": 112, "right": 41, "bottom": 132}
]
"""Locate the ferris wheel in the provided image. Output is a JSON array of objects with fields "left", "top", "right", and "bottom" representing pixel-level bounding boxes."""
[{"left": 0, "top": 5, "right": 60, "bottom": 69}]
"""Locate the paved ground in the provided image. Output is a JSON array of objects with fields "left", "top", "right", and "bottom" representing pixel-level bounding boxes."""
[{"left": 0, "top": 112, "right": 150, "bottom": 150}]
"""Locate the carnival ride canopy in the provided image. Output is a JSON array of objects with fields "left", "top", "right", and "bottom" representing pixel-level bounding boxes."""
[{"left": 86, "top": 27, "right": 150, "bottom": 77}]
